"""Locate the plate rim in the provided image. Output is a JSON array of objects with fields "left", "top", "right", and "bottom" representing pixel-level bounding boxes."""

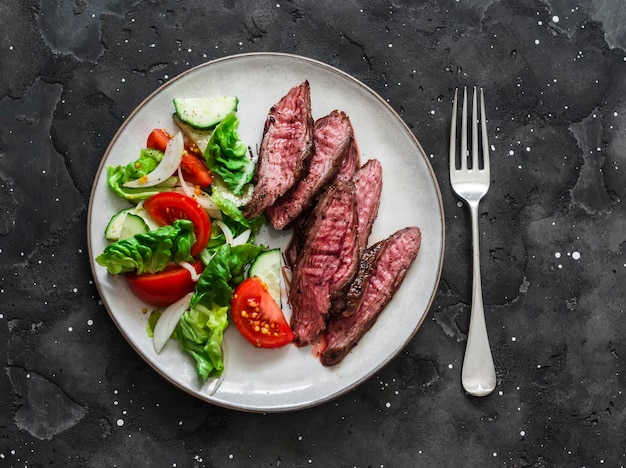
[{"left": 87, "top": 52, "right": 445, "bottom": 412}]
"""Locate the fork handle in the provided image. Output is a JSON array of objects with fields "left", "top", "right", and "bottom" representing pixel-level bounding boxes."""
[{"left": 461, "top": 200, "right": 496, "bottom": 396}]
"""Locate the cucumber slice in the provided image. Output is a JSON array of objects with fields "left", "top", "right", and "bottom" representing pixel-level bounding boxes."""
[
  {"left": 249, "top": 249, "right": 282, "bottom": 305},
  {"left": 105, "top": 207, "right": 156, "bottom": 241},
  {"left": 119, "top": 213, "right": 149, "bottom": 239},
  {"left": 105, "top": 208, "right": 131, "bottom": 240},
  {"left": 173, "top": 114, "right": 212, "bottom": 153},
  {"left": 173, "top": 96, "right": 238, "bottom": 130}
]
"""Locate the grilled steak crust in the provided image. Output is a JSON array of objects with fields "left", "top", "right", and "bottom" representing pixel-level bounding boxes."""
[
  {"left": 242, "top": 81, "right": 314, "bottom": 219},
  {"left": 289, "top": 181, "right": 359, "bottom": 346},
  {"left": 284, "top": 213, "right": 307, "bottom": 268},
  {"left": 344, "top": 241, "right": 385, "bottom": 311},
  {"left": 333, "top": 125, "right": 361, "bottom": 182},
  {"left": 320, "top": 226, "right": 422, "bottom": 366},
  {"left": 268, "top": 110, "right": 353, "bottom": 230}
]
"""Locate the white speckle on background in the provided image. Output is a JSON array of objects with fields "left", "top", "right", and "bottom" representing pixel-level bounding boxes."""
[
  {"left": 572, "top": 251, "right": 581, "bottom": 260},
  {"left": 116, "top": 419, "right": 124, "bottom": 427},
  {"left": 552, "top": 15, "right": 559, "bottom": 23}
]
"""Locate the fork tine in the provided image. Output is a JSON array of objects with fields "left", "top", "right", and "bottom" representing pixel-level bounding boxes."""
[
  {"left": 480, "top": 88, "right": 490, "bottom": 176},
  {"left": 460, "top": 87, "right": 468, "bottom": 171},
  {"left": 471, "top": 87, "right": 479, "bottom": 170},
  {"left": 449, "top": 88, "right": 458, "bottom": 172}
]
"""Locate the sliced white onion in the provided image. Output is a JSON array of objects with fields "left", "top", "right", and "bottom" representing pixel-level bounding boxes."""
[
  {"left": 153, "top": 291, "right": 193, "bottom": 354},
  {"left": 177, "top": 165, "right": 194, "bottom": 197},
  {"left": 215, "top": 220, "right": 233, "bottom": 245},
  {"left": 179, "top": 261, "right": 201, "bottom": 282},
  {"left": 124, "top": 132, "right": 185, "bottom": 188},
  {"left": 231, "top": 228, "right": 251, "bottom": 246}
]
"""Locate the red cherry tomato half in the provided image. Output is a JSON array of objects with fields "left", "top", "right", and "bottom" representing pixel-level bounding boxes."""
[
  {"left": 146, "top": 128, "right": 212, "bottom": 187},
  {"left": 146, "top": 128, "right": 172, "bottom": 152},
  {"left": 231, "top": 277, "right": 294, "bottom": 348},
  {"left": 144, "top": 192, "right": 211, "bottom": 257},
  {"left": 126, "top": 261, "right": 203, "bottom": 306},
  {"left": 180, "top": 153, "right": 213, "bottom": 187}
]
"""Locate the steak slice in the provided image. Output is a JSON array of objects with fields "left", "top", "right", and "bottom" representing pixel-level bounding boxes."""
[
  {"left": 333, "top": 124, "right": 361, "bottom": 182},
  {"left": 352, "top": 159, "right": 383, "bottom": 253},
  {"left": 242, "top": 81, "right": 314, "bottom": 219},
  {"left": 320, "top": 226, "right": 422, "bottom": 366},
  {"left": 329, "top": 158, "right": 383, "bottom": 316},
  {"left": 284, "top": 213, "right": 307, "bottom": 268},
  {"left": 267, "top": 110, "right": 353, "bottom": 230},
  {"left": 289, "top": 181, "right": 359, "bottom": 346},
  {"left": 284, "top": 132, "right": 364, "bottom": 268}
]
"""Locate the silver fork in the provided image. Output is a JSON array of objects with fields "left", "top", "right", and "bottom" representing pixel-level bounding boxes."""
[{"left": 449, "top": 86, "right": 496, "bottom": 397}]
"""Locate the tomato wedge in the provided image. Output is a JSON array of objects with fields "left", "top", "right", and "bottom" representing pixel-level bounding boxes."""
[
  {"left": 144, "top": 192, "right": 211, "bottom": 257},
  {"left": 146, "top": 128, "right": 172, "bottom": 152},
  {"left": 146, "top": 128, "right": 212, "bottom": 187},
  {"left": 231, "top": 277, "right": 294, "bottom": 348},
  {"left": 126, "top": 261, "right": 203, "bottom": 306},
  {"left": 180, "top": 153, "right": 213, "bottom": 187}
]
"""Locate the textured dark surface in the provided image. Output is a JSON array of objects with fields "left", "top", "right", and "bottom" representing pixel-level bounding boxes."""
[{"left": 1, "top": 0, "right": 625, "bottom": 466}]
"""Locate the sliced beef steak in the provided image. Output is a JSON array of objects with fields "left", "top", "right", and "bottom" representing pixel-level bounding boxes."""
[
  {"left": 352, "top": 158, "right": 383, "bottom": 253},
  {"left": 283, "top": 131, "right": 363, "bottom": 268},
  {"left": 288, "top": 181, "right": 359, "bottom": 346},
  {"left": 328, "top": 158, "right": 383, "bottom": 316},
  {"left": 242, "top": 81, "right": 314, "bottom": 219},
  {"left": 320, "top": 226, "right": 422, "bottom": 366},
  {"left": 333, "top": 125, "right": 361, "bottom": 182},
  {"left": 268, "top": 110, "right": 353, "bottom": 230},
  {"left": 284, "top": 214, "right": 307, "bottom": 268}
]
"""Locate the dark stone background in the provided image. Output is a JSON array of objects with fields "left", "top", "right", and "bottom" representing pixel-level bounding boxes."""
[{"left": 1, "top": 0, "right": 625, "bottom": 466}]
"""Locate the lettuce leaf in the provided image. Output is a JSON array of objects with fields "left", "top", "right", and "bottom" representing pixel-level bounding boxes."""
[
  {"left": 96, "top": 219, "right": 195, "bottom": 274},
  {"left": 174, "top": 243, "right": 262, "bottom": 379},
  {"left": 107, "top": 148, "right": 177, "bottom": 201},
  {"left": 204, "top": 112, "right": 255, "bottom": 195},
  {"left": 176, "top": 303, "right": 229, "bottom": 380},
  {"left": 210, "top": 188, "right": 250, "bottom": 229},
  {"left": 203, "top": 189, "right": 265, "bottom": 253},
  {"left": 192, "top": 243, "right": 263, "bottom": 309}
]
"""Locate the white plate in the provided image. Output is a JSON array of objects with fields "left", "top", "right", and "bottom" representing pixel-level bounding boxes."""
[{"left": 87, "top": 53, "right": 444, "bottom": 412}]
